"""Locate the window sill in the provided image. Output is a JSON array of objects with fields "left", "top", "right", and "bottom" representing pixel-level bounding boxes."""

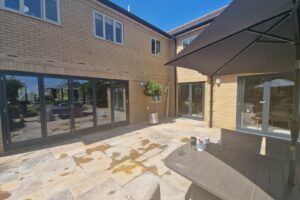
[
  {"left": 93, "top": 34, "right": 124, "bottom": 46},
  {"left": 0, "top": 7, "right": 62, "bottom": 27}
]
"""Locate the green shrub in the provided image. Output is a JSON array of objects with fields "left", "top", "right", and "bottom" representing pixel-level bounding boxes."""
[{"left": 143, "top": 81, "right": 162, "bottom": 97}]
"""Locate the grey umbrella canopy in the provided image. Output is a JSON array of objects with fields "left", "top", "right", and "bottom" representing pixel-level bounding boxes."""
[
  {"left": 167, "top": 0, "right": 300, "bottom": 186},
  {"left": 166, "top": 0, "right": 294, "bottom": 76}
]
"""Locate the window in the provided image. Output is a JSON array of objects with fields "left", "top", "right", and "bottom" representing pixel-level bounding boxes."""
[
  {"left": 4, "top": 0, "right": 20, "bottom": 11},
  {"left": 182, "top": 35, "right": 197, "bottom": 48},
  {"left": 151, "top": 38, "right": 161, "bottom": 56},
  {"left": 93, "top": 11, "right": 123, "bottom": 44},
  {"left": 2, "top": 0, "right": 60, "bottom": 23},
  {"left": 24, "top": 0, "right": 41, "bottom": 18},
  {"left": 115, "top": 22, "right": 123, "bottom": 44},
  {"left": 94, "top": 12, "right": 104, "bottom": 38},
  {"left": 45, "top": 0, "right": 59, "bottom": 22},
  {"left": 105, "top": 16, "right": 114, "bottom": 42}
]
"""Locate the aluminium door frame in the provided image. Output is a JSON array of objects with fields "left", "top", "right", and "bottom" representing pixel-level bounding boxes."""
[
  {"left": 178, "top": 82, "right": 205, "bottom": 119},
  {"left": 237, "top": 72, "right": 292, "bottom": 139},
  {"left": 111, "top": 80, "right": 130, "bottom": 125}
]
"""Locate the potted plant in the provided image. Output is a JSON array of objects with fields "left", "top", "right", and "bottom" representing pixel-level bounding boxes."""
[{"left": 143, "top": 81, "right": 162, "bottom": 125}]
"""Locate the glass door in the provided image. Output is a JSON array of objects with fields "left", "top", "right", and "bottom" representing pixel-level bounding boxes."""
[
  {"left": 3, "top": 74, "right": 43, "bottom": 144},
  {"left": 179, "top": 83, "right": 204, "bottom": 119},
  {"left": 192, "top": 83, "right": 204, "bottom": 118},
  {"left": 179, "top": 84, "right": 191, "bottom": 116},
  {"left": 72, "top": 79, "right": 94, "bottom": 131},
  {"left": 240, "top": 77, "right": 265, "bottom": 131},
  {"left": 238, "top": 74, "right": 294, "bottom": 138},
  {"left": 43, "top": 77, "right": 71, "bottom": 136},
  {"left": 268, "top": 75, "right": 293, "bottom": 137},
  {"left": 112, "top": 81, "right": 128, "bottom": 123}
]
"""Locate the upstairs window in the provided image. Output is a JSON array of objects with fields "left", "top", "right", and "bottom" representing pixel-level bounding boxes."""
[
  {"left": 4, "top": 0, "right": 20, "bottom": 11},
  {"left": 182, "top": 35, "right": 197, "bottom": 48},
  {"left": 2, "top": 0, "right": 60, "bottom": 23},
  {"left": 45, "top": 0, "right": 59, "bottom": 22},
  {"left": 151, "top": 38, "right": 160, "bottom": 56},
  {"left": 93, "top": 11, "right": 123, "bottom": 45}
]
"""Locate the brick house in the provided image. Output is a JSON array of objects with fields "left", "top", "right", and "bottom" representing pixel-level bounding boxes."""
[{"left": 0, "top": 0, "right": 292, "bottom": 152}]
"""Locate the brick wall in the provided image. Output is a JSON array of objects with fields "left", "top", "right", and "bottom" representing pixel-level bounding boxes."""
[
  {"left": 176, "top": 27, "right": 207, "bottom": 84},
  {"left": 212, "top": 76, "right": 238, "bottom": 130},
  {"left": 0, "top": 0, "right": 175, "bottom": 151}
]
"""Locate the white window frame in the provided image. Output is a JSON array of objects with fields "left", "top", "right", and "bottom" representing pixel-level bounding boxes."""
[
  {"left": 151, "top": 38, "right": 161, "bottom": 56},
  {"left": 93, "top": 10, "right": 124, "bottom": 45},
  {"left": 0, "top": 0, "right": 61, "bottom": 25}
]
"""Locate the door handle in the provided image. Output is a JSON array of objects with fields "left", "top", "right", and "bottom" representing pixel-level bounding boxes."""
[{"left": 259, "top": 101, "right": 266, "bottom": 104}]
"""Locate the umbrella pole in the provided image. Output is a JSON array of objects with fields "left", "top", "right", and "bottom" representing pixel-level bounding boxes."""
[{"left": 288, "top": 0, "right": 300, "bottom": 186}]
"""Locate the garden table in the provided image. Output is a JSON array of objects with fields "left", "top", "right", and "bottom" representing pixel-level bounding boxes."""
[{"left": 165, "top": 143, "right": 273, "bottom": 200}]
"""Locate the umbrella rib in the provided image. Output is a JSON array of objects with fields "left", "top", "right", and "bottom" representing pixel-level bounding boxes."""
[
  {"left": 166, "top": 9, "right": 293, "bottom": 66},
  {"left": 246, "top": 30, "right": 294, "bottom": 44},
  {"left": 212, "top": 12, "right": 293, "bottom": 76}
]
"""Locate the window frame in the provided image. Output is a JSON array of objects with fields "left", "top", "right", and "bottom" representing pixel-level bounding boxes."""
[
  {"left": 151, "top": 38, "right": 161, "bottom": 56},
  {"left": 0, "top": 0, "right": 61, "bottom": 25},
  {"left": 93, "top": 10, "right": 124, "bottom": 45}
]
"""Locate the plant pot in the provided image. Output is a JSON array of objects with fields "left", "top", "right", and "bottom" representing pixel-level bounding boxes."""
[{"left": 148, "top": 112, "right": 159, "bottom": 125}]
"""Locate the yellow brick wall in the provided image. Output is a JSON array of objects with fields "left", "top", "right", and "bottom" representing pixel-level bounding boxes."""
[
  {"left": 176, "top": 27, "right": 208, "bottom": 84},
  {"left": 0, "top": 0, "right": 175, "bottom": 151},
  {"left": 212, "top": 76, "right": 238, "bottom": 130}
]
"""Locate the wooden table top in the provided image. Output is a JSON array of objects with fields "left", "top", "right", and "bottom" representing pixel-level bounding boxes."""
[{"left": 165, "top": 143, "right": 276, "bottom": 200}]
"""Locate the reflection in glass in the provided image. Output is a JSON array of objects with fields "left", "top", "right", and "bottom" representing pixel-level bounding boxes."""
[
  {"left": 44, "top": 77, "right": 71, "bottom": 136},
  {"left": 105, "top": 16, "right": 114, "bottom": 42},
  {"left": 24, "top": 0, "right": 41, "bottom": 18},
  {"left": 4, "top": 0, "right": 20, "bottom": 11},
  {"left": 192, "top": 84, "right": 203, "bottom": 118},
  {"left": 241, "top": 78, "right": 264, "bottom": 131},
  {"left": 95, "top": 80, "right": 112, "bottom": 125},
  {"left": 73, "top": 80, "right": 94, "bottom": 130},
  {"left": 5, "top": 75, "right": 42, "bottom": 143},
  {"left": 45, "top": 0, "right": 58, "bottom": 22},
  {"left": 269, "top": 76, "right": 294, "bottom": 135},
  {"left": 113, "top": 83, "right": 127, "bottom": 123}
]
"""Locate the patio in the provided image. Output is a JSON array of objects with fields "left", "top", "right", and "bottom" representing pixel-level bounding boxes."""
[{"left": 0, "top": 118, "right": 221, "bottom": 200}]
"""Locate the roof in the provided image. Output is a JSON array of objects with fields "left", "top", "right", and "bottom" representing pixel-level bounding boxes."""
[
  {"left": 169, "top": 6, "right": 227, "bottom": 36},
  {"left": 96, "top": 0, "right": 171, "bottom": 38}
]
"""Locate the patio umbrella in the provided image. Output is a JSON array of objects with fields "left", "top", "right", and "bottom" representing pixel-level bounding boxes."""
[{"left": 166, "top": 0, "right": 300, "bottom": 186}]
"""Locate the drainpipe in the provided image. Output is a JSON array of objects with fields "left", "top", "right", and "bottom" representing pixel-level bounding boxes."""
[
  {"left": 288, "top": 0, "right": 300, "bottom": 186},
  {"left": 209, "top": 76, "right": 213, "bottom": 128},
  {"left": 173, "top": 35, "right": 178, "bottom": 117}
]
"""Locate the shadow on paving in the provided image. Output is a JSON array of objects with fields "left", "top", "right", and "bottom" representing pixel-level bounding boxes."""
[{"left": 0, "top": 117, "right": 177, "bottom": 157}]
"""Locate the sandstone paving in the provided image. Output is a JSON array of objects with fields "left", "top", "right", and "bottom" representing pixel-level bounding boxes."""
[{"left": 0, "top": 118, "right": 221, "bottom": 199}]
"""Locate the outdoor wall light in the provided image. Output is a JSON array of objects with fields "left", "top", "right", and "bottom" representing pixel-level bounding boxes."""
[
  {"left": 140, "top": 81, "right": 145, "bottom": 87},
  {"left": 215, "top": 78, "right": 221, "bottom": 86}
]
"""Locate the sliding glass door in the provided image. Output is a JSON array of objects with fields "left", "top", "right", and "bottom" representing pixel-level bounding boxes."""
[
  {"left": 238, "top": 74, "right": 294, "bottom": 138},
  {"left": 1, "top": 72, "right": 129, "bottom": 149}
]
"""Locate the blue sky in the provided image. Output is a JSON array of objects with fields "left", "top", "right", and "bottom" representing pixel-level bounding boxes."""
[{"left": 110, "top": 0, "right": 232, "bottom": 32}]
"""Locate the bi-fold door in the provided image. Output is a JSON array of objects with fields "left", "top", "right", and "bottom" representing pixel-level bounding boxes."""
[{"left": 0, "top": 72, "right": 129, "bottom": 150}]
